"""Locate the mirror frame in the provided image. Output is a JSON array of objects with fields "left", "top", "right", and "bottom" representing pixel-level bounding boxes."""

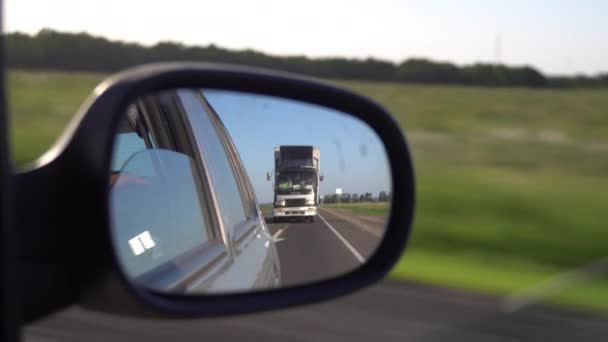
[{"left": 15, "top": 62, "right": 415, "bottom": 320}]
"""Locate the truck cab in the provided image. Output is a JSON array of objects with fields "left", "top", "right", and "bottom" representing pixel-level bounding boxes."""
[{"left": 269, "top": 146, "right": 322, "bottom": 222}]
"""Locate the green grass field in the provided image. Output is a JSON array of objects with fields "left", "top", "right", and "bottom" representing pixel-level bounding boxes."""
[
  {"left": 9, "top": 70, "right": 106, "bottom": 166},
  {"left": 323, "top": 202, "right": 389, "bottom": 217},
  {"left": 259, "top": 203, "right": 273, "bottom": 216},
  {"left": 9, "top": 70, "right": 608, "bottom": 312}
]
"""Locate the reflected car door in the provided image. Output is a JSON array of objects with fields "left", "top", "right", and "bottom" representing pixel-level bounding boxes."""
[
  {"left": 200, "top": 91, "right": 281, "bottom": 289},
  {"left": 175, "top": 89, "right": 280, "bottom": 291},
  {"left": 111, "top": 94, "right": 233, "bottom": 293}
]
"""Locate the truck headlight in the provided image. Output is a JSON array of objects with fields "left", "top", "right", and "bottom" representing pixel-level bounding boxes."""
[
  {"left": 275, "top": 200, "right": 286, "bottom": 207},
  {"left": 305, "top": 199, "right": 315, "bottom": 205}
]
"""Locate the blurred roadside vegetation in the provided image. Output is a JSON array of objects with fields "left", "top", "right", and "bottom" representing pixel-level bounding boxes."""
[
  {"left": 9, "top": 70, "right": 103, "bottom": 165},
  {"left": 10, "top": 69, "right": 608, "bottom": 313},
  {"left": 7, "top": 29, "right": 608, "bottom": 88},
  {"left": 339, "top": 80, "right": 608, "bottom": 313},
  {"left": 323, "top": 202, "right": 389, "bottom": 217}
]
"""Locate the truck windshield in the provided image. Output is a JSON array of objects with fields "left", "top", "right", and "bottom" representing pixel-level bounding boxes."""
[{"left": 277, "top": 171, "right": 316, "bottom": 195}]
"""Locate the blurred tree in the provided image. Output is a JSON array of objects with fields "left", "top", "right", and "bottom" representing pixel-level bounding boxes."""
[
  {"left": 396, "top": 58, "right": 462, "bottom": 84},
  {"left": 324, "top": 194, "right": 339, "bottom": 204},
  {"left": 6, "top": 29, "right": 605, "bottom": 88},
  {"left": 378, "top": 191, "right": 389, "bottom": 202},
  {"left": 341, "top": 193, "right": 352, "bottom": 203}
]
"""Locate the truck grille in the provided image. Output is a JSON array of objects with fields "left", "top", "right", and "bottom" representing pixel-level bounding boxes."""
[{"left": 285, "top": 199, "right": 307, "bottom": 207}]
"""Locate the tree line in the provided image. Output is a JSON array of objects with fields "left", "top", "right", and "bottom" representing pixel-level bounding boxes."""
[
  {"left": 6, "top": 29, "right": 608, "bottom": 88},
  {"left": 322, "top": 191, "right": 391, "bottom": 204}
]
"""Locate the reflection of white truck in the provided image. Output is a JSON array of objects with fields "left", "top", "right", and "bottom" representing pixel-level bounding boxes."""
[{"left": 267, "top": 146, "right": 323, "bottom": 222}]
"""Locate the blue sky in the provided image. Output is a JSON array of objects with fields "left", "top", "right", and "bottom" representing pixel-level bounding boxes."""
[
  {"left": 203, "top": 90, "right": 391, "bottom": 203},
  {"left": 6, "top": 0, "right": 607, "bottom": 75}
]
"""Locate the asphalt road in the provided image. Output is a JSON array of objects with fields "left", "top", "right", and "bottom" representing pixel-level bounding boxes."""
[
  {"left": 22, "top": 211, "right": 608, "bottom": 341},
  {"left": 24, "top": 280, "right": 608, "bottom": 341},
  {"left": 266, "top": 208, "right": 383, "bottom": 287}
]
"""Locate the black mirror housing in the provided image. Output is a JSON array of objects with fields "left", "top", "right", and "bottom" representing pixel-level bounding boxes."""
[{"left": 15, "top": 62, "right": 415, "bottom": 321}]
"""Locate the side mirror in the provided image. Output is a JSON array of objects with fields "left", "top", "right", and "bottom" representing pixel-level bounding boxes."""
[{"left": 16, "top": 62, "right": 415, "bottom": 321}]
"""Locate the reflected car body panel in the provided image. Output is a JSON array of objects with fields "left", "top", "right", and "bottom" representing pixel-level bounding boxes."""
[
  {"left": 110, "top": 89, "right": 281, "bottom": 293},
  {"left": 205, "top": 220, "right": 280, "bottom": 292}
]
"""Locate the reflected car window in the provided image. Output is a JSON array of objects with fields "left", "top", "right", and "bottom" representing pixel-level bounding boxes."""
[
  {"left": 110, "top": 110, "right": 213, "bottom": 277},
  {"left": 111, "top": 132, "right": 148, "bottom": 172},
  {"left": 177, "top": 90, "right": 247, "bottom": 235},
  {"left": 111, "top": 109, "right": 152, "bottom": 186}
]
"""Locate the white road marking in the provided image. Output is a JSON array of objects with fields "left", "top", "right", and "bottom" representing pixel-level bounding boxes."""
[
  {"left": 318, "top": 214, "right": 365, "bottom": 263},
  {"left": 319, "top": 208, "right": 383, "bottom": 237},
  {"left": 272, "top": 225, "right": 288, "bottom": 243},
  {"left": 272, "top": 228, "right": 284, "bottom": 239}
]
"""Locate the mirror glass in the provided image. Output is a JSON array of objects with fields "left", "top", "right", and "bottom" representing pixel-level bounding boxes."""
[{"left": 109, "top": 88, "right": 392, "bottom": 294}]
